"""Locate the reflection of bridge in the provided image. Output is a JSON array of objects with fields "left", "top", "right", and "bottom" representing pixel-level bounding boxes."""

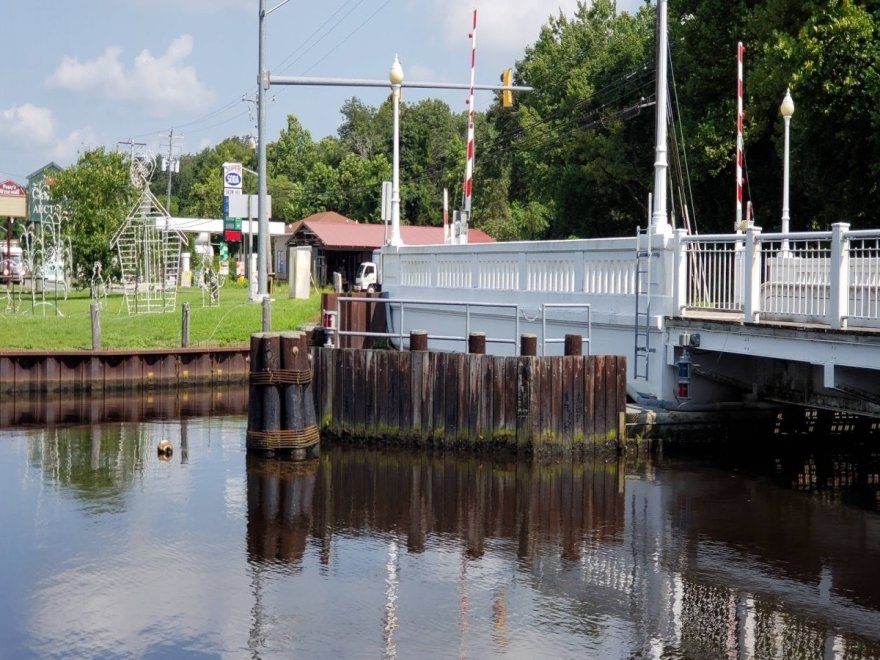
[
  {"left": 245, "top": 446, "right": 880, "bottom": 657},
  {"left": 376, "top": 223, "right": 880, "bottom": 418}
]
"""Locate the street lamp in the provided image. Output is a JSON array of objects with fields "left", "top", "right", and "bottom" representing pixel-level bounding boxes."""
[
  {"left": 780, "top": 88, "right": 794, "bottom": 253},
  {"left": 389, "top": 55, "right": 404, "bottom": 247}
]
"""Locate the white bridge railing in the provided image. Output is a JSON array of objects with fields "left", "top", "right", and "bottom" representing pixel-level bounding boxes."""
[{"left": 677, "top": 223, "right": 880, "bottom": 330}]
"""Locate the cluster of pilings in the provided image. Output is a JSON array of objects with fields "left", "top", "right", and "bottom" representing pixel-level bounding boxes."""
[{"left": 246, "top": 331, "right": 319, "bottom": 459}]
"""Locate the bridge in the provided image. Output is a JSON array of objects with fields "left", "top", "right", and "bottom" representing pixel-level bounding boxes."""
[{"left": 372, "top": 223, "right": 880, "bottom": 419}]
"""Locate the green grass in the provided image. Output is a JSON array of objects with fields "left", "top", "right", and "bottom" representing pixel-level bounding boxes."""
[{"left": 0, "top": 283, "right": 323, "bottom": 350}]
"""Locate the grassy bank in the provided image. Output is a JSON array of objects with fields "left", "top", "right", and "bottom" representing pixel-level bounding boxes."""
[{"left": 0, "top": 284, "right": 323, "bottom": 350}]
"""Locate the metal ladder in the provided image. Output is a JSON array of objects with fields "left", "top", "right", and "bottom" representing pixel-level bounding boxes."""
[{"left": 634, "top": 226, "right": 655, "bottom": 380}]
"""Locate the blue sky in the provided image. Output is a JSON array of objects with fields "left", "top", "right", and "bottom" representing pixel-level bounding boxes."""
[{"left": 1, "top": 0, "right": 644, "bottom": 182}]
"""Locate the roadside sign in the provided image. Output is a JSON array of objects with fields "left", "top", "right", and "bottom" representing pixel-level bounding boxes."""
[
  {"left": 0, "top": 180, "right": 27, "bottom": 217},
  {"left": 222, "top": 162, "right": 243, "bottom": 191}
]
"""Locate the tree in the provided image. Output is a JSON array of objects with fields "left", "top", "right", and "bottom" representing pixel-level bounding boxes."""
[
  {"left": 487, "top": 0, "right": 656, "bottom": 238},
  {"left": 669, "top": 0, "right": 880, "bottom": 231},
  {"left": 50, "top": 148, "right": 136, "bottom": 281}
]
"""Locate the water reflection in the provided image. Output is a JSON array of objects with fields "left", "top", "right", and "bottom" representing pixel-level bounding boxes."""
[
  {"left": 244, "top": 445, "right": 880, "bottom": 658},
  {"left": 0, "top": 385, "right": 247, "bottom": 428},
  {"left": 4, "top": 421, "right": 880, "bottom": 658}
]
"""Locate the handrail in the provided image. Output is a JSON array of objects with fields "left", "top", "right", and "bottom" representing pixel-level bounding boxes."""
[
  {"left": 541, "top": 303, "right": 592, "bottom": 355},
  {"left": 327, "top": 296, "right": 592, "bottom": 353}
]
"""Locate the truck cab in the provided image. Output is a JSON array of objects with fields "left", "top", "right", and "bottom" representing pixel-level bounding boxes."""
[{"left": 353, "top": 261, "right": 379, "bottom": 292}]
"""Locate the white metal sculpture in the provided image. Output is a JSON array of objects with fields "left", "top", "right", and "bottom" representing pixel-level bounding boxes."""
[
  {"left": 19, "top": 181, "right": 72, "bottom": 314},
  {"left": 111, "top": 154, "right": 186, "bottom": 314}
]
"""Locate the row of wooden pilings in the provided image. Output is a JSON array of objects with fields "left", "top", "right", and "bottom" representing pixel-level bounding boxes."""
[{"left": 247, "top": 328, "right": 626, "bottom": 458}]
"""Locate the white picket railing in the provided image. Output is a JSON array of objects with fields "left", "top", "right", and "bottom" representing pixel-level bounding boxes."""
[{"left": 679, "top": 224, "right": 880, "bottom": 330}]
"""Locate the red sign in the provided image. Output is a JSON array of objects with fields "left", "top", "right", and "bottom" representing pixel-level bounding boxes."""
[
  {"left": 224, "top": 229, "right": 242, "bottom": 242},
  {"left": 0, "top": 180, "right": 26, "bottom": 196}
]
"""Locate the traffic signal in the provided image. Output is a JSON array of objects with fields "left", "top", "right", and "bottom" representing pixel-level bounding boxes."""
[{"left": 501, "top": 68, "right": 513, "bottom": 108}]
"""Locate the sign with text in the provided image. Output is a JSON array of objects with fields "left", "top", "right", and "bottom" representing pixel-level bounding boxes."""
[
  {"left": 222, "top": 162, "right": 243, "bottom": 191},
  {"left": 0, "top": 180, "right": 27, "bottom": 217}
]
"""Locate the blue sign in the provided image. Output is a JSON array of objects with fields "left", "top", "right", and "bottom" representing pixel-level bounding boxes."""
[{"left": 224, "top": 171, "right": 242, "bottom": 187}]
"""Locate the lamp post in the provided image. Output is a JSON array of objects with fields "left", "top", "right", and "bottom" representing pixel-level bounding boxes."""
[
  {"left": 256, "top": 0, "right": 289, "bottom": 303},
  {"left": 780, "top": 88, "right": 794, "bottom": 253},
  {"left": 389, "top": 55, "right": 404, "bottom": 247}
]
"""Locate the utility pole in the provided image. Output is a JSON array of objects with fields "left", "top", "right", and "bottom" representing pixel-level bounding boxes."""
[
  {"left": 163, "top": 129, "right": 183, "bottom": 213},
  {"left": 116, "top": 138, "right": 148, "bottom": 162}
]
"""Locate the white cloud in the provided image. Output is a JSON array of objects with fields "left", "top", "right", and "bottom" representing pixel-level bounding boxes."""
[
  {"left": 0, "top": 104, "right": 98, "bottom": 167},
  {"left": 45, "top": 35, "right": 215, "bottom": 117},
  {"left": 1, "top": 104, "right": 57, "bottom": 144},
  {"left": 428, "top": 0, "right": 580, "bottom": 53}
]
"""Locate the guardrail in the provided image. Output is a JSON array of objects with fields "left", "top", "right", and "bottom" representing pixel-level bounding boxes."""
[
  {"left": 326, "top": 296, "right": 591, "bottom": 355},
  {"left": 679, "top": 224, "right": 880, "bottom": 330}
]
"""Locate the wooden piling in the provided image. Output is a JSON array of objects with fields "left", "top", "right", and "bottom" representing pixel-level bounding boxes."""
[
  {"left": 90, "top": 303, "right": 101, "bottom": 350},
  {"left": 468, "top": 332, "right": 486, "bottom": 354},
  {"left": 564, "top": 334, "right": 582, "bottom": 356},
  {"left": 181, "top": 302, "right": 190, "bottom": 348},
  {"left": 520, "top": 334, "right": 537, "bottom": 357},
  {"left": 410, "top": 330, "right": 429, "bottom": 351}
]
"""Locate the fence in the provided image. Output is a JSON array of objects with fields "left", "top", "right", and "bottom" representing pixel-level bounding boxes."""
[{"left": 678, "top": 224, "right": 880, "bottom": 330}]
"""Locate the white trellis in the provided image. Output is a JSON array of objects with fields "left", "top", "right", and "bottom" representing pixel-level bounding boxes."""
[{"left": 111, "top": 155, "right": 186, "bottom": 314}]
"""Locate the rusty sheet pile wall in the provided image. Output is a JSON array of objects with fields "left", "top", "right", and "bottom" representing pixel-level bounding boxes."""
[
  {"left": 0, "top": 348, "right": 249, "bottom": 394},
  {"left": 313, "top": 347, "right": 626, "bottom": 455}
]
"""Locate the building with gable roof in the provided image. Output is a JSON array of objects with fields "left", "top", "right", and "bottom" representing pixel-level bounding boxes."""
[{"left": 276, "top": 211, "right": 494, "bottom": 285}]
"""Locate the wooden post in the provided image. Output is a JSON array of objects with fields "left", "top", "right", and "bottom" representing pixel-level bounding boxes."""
[
  {"left": 468, "top": 331, "right": 486, "bottom": 354},
  {"left": 90, "top": 303, "right": 101, "bottom": 350},
  {"left": 260, "top": 333, "right": 281, "bottom": 435},
  {"left": 181, "top": 302, "right": 190, "bottom": 348},
  {"left": 262, "top": 296, "right": 271, "bottom": 332},
  {"left": 410, "top": 329, "right": 429, "bottom": 351},
  {"left": 247, "top": 333, "right": 264, "bottom": 440},
  {"left": 519, "top": 333, "right": 537, "bottom": 357},
  {"left": 564, "top": 334, "right": 582, "bottom": 356}
]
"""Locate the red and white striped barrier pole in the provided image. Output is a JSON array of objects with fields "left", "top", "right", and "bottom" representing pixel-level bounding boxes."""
[
  {"left": 462, "top": 8, "right": 477, "bottom": 239},
  {"left": 736, "top": 41, "right": 745, "bottom": 233}
]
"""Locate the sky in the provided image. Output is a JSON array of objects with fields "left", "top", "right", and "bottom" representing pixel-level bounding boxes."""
[{"left": 1, "top": 0, "right": 645, "bottom": 183}]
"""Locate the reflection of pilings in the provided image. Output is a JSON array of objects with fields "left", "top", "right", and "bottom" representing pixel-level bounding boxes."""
[{"left": 246, "top": 455, "right": 319, "bottom": 564}]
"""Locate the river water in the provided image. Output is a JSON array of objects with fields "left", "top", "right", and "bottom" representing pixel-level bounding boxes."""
[{"left": 1, "top": 413, "right": 879, "bottom": 659}]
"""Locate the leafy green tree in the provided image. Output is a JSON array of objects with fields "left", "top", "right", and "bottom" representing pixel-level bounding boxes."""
[
  {"left": 268, "top": 115, "right": 316, "bottom": 182},
  {"left": 488, "top": 0, "right": 655, "bottom": 238},
  {"left": 398, "top": 98, "right": 468, "bottom": 226},
  {"left": 669, "top": 0, "right": 880, "bottom": 231},
  {"left": 51, "top": 148, "right": 135, "bottom": 281}
]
